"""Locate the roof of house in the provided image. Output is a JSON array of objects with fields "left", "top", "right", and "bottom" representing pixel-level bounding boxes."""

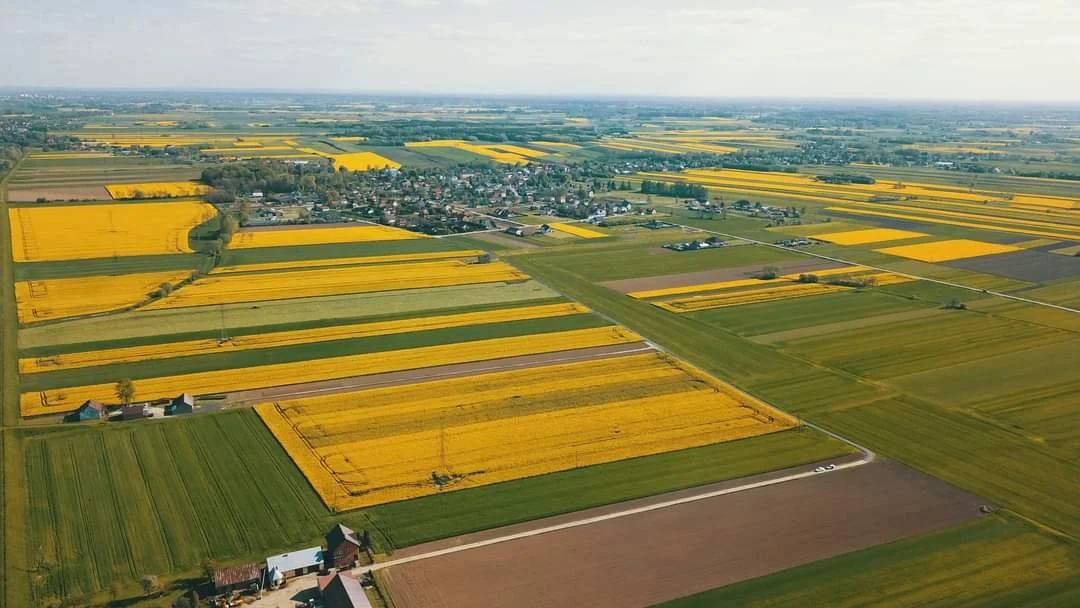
[
  {"left": 79, "top": 399, "right": 106, "bottom": 412},
  {"left": 173, "top": 393, "right": 195, "bottom": 406},
  {"left": 265, "top": 547, "right": 324, "bottom": 574},
  {"left": 326, "top": 524, "right": 362, "bottom": 552},
  {"left": 212, "top": 563, "right": 262, "bottom": 588},
  {"left": 322, "top": 572, "right": 373, "bottom": 608}
]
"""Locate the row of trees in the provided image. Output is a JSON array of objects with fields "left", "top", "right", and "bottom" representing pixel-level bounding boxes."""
[{"left": 639, "top": 180, "right": 708, "bottom": 201}]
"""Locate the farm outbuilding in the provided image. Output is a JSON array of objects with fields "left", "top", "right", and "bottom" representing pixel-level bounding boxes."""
[
  {"left": 121, "top": 405, "right": 151, "bottom": 421},
  {"left": 165, "top": 393, "right": 194, "bottom": 416},
  {"left": 326, "top": 524, "right": 364, "bottom": 569},
  {"left": 265, "top": 547, "right": 324, "bottom": 589},
  {"left": 74, "top": 400, "right": 107, "bottom": 421},
  {"left": 212, "top": 563, "right": 263, "bottom": 594},
  {"left": 318, "top": 571, "right": 373, "bottom": 608}
]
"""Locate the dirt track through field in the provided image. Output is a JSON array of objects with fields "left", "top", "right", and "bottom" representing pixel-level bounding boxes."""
[
  {"left": 381, "top": 460, "right": 986, "bottom": 608},
  {"left": 601, "top": 258, "right": 841, "bottom": 293},
  {"left": 224, "top": 342, "right": 652, "bottom": 404}
]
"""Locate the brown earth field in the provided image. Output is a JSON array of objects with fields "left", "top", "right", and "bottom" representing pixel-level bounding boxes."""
[
  {"left": 7, "top": 185, "right": 110, "bottom": 201},
  {"left": 600, "top": 258, "right": 842, "bottom": 293},
  {"left": 223, "top": 342, "right": 653, "bottom": 405},
  {"left": 382, "top": 460, "right": 987, "bottom": 608},
  {"left": 942, "top": 249, "right": 1080, "bottom": 282}
]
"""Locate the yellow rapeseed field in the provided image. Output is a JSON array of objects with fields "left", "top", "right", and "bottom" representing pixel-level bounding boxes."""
[
  {"left": 332, "top": 152, "right": 401, "bottom": 171},
  {"left": 825, "top": 206, "right": 1080, "bottom": 241},
  {"left": 15, "top": 270, "right": 192, "bottom": 324},
  {"left": 20, "top": 302, "right": 590, "bottom": 374},
  {"left": 405, "top": 140, "right": 531, "bottom": 164},
  {"left": 656, "top": 282, "right": 848, "bottom": 313},
  {"left": 145, "top": 260, "right": 527, "bottom": 310},
  {"left": 548, "top": 223, "right": 608, "bottom": 239},
  {"left": 629, "top": 266, "right": 869, "bottom": 299},
  {"left": 105, "top": 181, "right": 211, "bottom": 199},
  {"left": 8, "top": 202, "right": 216, "bottom": 262},
  {"left": 255, "top": 352, "right": 796, "bottom": 510},
  {"left": 21, "top": 326, "right": 643, "bottom": 416},
  {"left": 875, "top": 239, "right": 1022, "bottom": 262},
  {"left": 228, "top": 224, "right": 425, "bottom": 249},
  {"left": 812, "top": 228, "right": 927, "bottom": 245},
  {"left": 210, "top": 249, "right": 485, "bottom": 274}
]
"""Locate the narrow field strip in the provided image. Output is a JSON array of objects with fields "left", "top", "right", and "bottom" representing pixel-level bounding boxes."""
[
  {"left": 548, "top": 223, "right": 609, "bottom": 239},
  {"left": 104, "top": 181, "right": 211, "bottom": 199},
  {"left": 812, "top": 228, "right": 928, "bottom": 245},
  {"left": 629, "top": 266, "right": 870, "bottom": 300},
  {"left": 656, "top": 282, "right": 850, "bottom": 313},
  {"left": 256, "top": 352, "right": 795, "bottom": 510},
  {"left": 144, "top": 260, "right": 528, "bottom": 310},
  {"left": 826, "top": 206, "right": 1080, "bottom": 241},
  {"left": 228, "top": 223, "right": 426, "bottom": 249},
  {"left": 209, "top": 249, "right": 485, "bottom": 275},
  {"left": 20, "top": 325, "right": 644, "bottom": 416},
  {"left": 19, "top": 302, "right": 591, "bottom": 374}
]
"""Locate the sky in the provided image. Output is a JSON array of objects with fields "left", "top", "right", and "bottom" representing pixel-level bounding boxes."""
[{"left": 2, "top": 0, "right": 1079, "bottom": 102}]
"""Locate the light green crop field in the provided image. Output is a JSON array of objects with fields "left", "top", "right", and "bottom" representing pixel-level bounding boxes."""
[
  {"left": 510, "top": 233, "right": 1080, "bottom": 587},
  {"left": 13, "top": 411, "right": 330, "bottom": 605},
  {"left": 18, "top": 280, "right": 561, "bottom": 349},
  {"left": 657, "top": 516, "right": 1080, "bottom": 608}
]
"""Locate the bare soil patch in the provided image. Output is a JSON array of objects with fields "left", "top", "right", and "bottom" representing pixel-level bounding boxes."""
[
  {"left": 382, "top": 460, "right": 986, "bottom": 608},
  {"left": 601, "top": 259, "right": 840, "bottom": 294},
  {"left": 942, "top": 249, "right": 1080, "bottom": 283},
  {"left": 7, "top": 185, "right": 109, "bottom": 201}
]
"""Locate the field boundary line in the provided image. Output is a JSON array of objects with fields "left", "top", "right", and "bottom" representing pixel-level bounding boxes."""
[
  {"left": 362, "top": 453, "right": 873, "bottom": 574},
  {"left": 666, "top": 220, "right": 1080, "bottom": 314}
]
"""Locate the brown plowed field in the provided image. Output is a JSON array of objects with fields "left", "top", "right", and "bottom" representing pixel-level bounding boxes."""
[
  {"left": 7, "top": 185, "right": 110, "bottom": 201},
  {"left": 601, "top": 259, "right": 840, "bottom": 294},
  {"left": 382, "top": 460, "right": 986, "bottom": 608}
]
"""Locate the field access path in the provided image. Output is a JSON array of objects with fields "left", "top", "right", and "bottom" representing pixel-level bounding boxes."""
[
  {"left": 0, "top": 156, "right": 27, "bottom": 608},
  {"left": 668, "top": 219, "right": 1080, "bottom": 315}
]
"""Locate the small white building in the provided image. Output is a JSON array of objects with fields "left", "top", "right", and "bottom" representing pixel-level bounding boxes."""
[{"left": 265, "top": 547, "right": 324, "bottom": 589}]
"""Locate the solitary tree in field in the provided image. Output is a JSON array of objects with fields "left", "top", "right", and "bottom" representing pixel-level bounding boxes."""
[
  {"left": 141, "top": 575, "right": 160, "bottom": 598},
  {"left": 116, "top": 378, "right": 136, "bottom": 406}
]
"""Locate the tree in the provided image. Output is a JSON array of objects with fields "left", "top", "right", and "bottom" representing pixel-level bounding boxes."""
[
  {"left": 156, "top": 282, "right": 174, "bottom": 298},
  {"left": 220, "top": 214, "right": 239, "bottom": 245},
  {"left": 202, "top": 557, "right": 219, "bottom": 579},
  {"left": 116, "top": 378, "right": 136, "bottom": 406},
  {"left": 141, "top": 574, "right": 161, "bottom": 597},
  {"left": 757, "top": 266, "right": 780, "bottom": 280}
]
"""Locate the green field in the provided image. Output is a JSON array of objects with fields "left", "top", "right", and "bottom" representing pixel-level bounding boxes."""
[
  {"left": 16, "top": 411, "right": 330, "bottom": 603},
  {"left": 657, "top": 516, "right": 1080, "bottom": 608},
  {"left": 511, "top": 243, "right": 1080, "bottom": 541},
  {"left": 18, "top": 280, "right": 561, "bottom": 349},
  {"left": 6, "top": 409, "right": 851, "bottom": 606}
]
